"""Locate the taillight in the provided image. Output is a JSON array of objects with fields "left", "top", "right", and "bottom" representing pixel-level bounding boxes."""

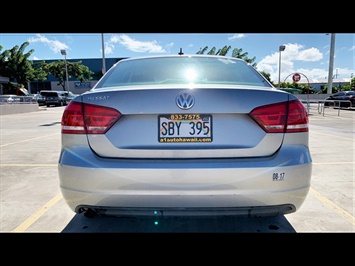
[
  {"left": 250, "top": 99, "right": 308, "bottom": 133},
  {"left": 61, "top": 101, "right": 122, "bottom": 134}
]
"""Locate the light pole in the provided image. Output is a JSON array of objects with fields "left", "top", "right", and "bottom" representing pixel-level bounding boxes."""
[
  {"left": 278, "top": 45, "right": 286, "bottom": 89},
  {"left": 60, "top": 49, "right": 70, "bottom": 92},
  {"left": 101, "top": 33, "right": 106, "bottom": 74},
  {"left": 327, "top": 33, "right": 335, "bottom": 94}
]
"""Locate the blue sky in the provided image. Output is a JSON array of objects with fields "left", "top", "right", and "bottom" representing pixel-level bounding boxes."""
[{"left": 0, "top": 33, "right": 354, "bottom": 84}]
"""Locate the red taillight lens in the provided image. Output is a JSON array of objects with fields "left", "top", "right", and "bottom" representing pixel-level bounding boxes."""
[
  {"left": 61, "top": 101, "right": 122, "bottom": 134},
  {"left": 285, "top": 100, "right": 309, "bottom": 132},
  {"left": 250, "top": 99, "right": 308, "bottom": 133}
]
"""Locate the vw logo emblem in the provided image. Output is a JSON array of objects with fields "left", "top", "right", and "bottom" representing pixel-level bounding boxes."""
[{"left": 176, "top": 91, "right": 195, "bottom": 110}]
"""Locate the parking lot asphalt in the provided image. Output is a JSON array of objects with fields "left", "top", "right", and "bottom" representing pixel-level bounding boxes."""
[{"left": 0, "top": 105, "right": 354, "bottom": 233}]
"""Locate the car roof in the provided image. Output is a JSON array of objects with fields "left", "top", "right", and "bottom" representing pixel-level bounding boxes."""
[{"left": 332, "top": 91, "right": 355, "bottom": 95}]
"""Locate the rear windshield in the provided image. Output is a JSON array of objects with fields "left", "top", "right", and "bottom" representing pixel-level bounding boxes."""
[
  {"left": 46, "top": 92, "right": 60, "bottom": 97},
  {"left": 40, "top": 91, "right": 51, "bottom": 96},
  {"left": 94, "top": 56, "right": 271, "bottom": 88},
  {"left": 45, "top": 92, "right": 68, "bottom": 97}
]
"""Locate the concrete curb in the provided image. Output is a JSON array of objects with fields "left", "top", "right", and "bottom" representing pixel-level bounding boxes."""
[{"left": 0, "top": 104, "right": 39, "bottom": 116}]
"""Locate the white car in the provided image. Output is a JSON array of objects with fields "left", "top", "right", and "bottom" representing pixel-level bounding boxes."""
[{"left": 58, "top": 54, "right": 312, "bottom": 218}]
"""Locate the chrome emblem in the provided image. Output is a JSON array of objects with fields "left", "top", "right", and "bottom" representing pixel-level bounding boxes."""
[{"left": 176, "top": 91, "right": 195, "bottom": 110}]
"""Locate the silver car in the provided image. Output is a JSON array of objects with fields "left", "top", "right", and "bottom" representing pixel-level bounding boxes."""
[{"left": 59, "top": 54, "right": 312, "bottom": 218}]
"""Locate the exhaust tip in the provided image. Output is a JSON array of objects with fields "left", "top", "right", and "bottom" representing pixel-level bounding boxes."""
[
  {"left": 83, "top": 208, "right": 96, "bottom": 218},
  {"left": 77, "top": 207, "right": 97, "bottom": 218}
]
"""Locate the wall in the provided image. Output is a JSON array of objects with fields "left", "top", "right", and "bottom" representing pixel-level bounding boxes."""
[{"left": 0, "top": 103, "right": 39, "bottom": 115}]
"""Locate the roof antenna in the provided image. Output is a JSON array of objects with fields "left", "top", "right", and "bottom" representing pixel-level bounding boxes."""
[{"left": 178, "top": 48, "right": 184, "bottom": 55}]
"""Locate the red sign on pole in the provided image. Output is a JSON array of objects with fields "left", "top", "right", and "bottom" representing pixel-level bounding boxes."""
[{"left": 292, "top": 73, "right": 301, "bottom": 82}]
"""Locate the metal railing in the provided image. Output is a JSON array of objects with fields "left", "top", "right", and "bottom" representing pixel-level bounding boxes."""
[
  {"left": 0, "top": 96, "right": 37, "bottom": 105},
  {"left": 302, "top": 99, "right": 352, "bottom": 116},
  {"left": 317, "top": 100, "right": 352, "bottom": 116}
]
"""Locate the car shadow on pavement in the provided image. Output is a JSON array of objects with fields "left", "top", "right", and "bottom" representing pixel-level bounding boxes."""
[{"left": 61, "top": 213, "right": 296, "bottom": 233}]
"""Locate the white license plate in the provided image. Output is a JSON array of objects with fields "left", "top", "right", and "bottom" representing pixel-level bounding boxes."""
[{"left": 158, "top": 114, "right": 212, "bottom": 143}]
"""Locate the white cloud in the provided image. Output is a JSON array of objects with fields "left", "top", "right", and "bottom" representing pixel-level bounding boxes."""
[
  {"left": 27, "top": 34, "right": 69, "bottom": 54},
  {"left": 108, "top": 34, "right": 166, "bottom": 53},
  {"left": 103, "top": 42, "right": 115, "bottom": 55},
  {"left": 257, "top": 43, "right": 324, "bottom": 83},
  {"left": 294, "top": 47, "right": 323, "bottom": 61},
  {"left": 228, "top": 34, "right": 246, "bottom": 40},
  {"left": 166, "top": 42, "right": 175, "bottom": 52}
]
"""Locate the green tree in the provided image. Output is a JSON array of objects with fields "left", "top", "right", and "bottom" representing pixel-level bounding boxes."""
[
  {"left": 337, "top": 77, "right": 355, "bottom": 91},
  {"left": 45, "top": 60, "right": 94, "bottom": 91},
  {"left": 32, "top": 60, "right": 50, "bottom": 82},
  {"left": 196, "top": 45, "right": 257, "bottom": 68},
  {"left": 0, "top": 42, "right": 38, "bottom": 92},
  {"left": 322, "top": 84, "right": 338, "bottom": 94},
  {"left": 259, "top": 71, "right": 274, "bottom": 86},
  {"left": 231, "top": 48, "right": 256, "bottom": 67},
  {"left": 1, "top": 41, "right": 94, "bottom": 92},
  {"left": 70, "top": 61, "right": 94, "bottom": 83},
  {"left": 196, "top": 46, "right": 209, "bottom": 54}
]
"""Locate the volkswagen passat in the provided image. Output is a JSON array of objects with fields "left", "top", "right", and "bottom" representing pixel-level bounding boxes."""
[{"left": 58, "top": 54, "right": 312, "bottom": 218}]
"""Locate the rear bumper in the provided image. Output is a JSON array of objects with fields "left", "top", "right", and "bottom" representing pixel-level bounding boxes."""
[
  {"left": 77, "top": 204, "right": 297, "bottom": 218},
  {"left": 45, "top": 101, "right": 60, "bottom": 105},
  {"left": 58, "top": 144, "right": 312, "bottom": 217}
]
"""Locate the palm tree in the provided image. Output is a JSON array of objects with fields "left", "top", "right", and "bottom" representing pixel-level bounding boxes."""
[{"left": 197, "top": 45, "right": 257, "bottom": 67}]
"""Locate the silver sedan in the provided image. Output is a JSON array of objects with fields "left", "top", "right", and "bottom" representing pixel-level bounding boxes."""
[{"left": 58, "top": 54, "right": 312, "bottom": 218}]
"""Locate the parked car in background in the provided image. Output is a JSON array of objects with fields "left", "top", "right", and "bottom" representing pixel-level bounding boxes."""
[
  {"left": 59, "top": 54, "right": 312, "bottom": 219},
  {"left": 324, "top": 91, "right": 355, "bottom": 108},
  {"left": 45, "top": 91, "right": 68, "bottom": 107},
  {"left": 39, "top": 90, "right": 51, "bottom": 106},
  {"left": 65, "top": 91, "right": 78, "bottom": 105},
  {"left": 39, "top": 90, "right": 52, "bottom": 98},
  {"left": 31, "top": 94, "right": 46, "bottom": 106}
]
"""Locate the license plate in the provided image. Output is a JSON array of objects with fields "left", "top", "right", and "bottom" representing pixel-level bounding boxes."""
[{"left": 158, "top": 114, "right": 212, "bottom": 143}]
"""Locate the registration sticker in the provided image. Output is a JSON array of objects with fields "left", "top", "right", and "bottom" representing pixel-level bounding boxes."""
[{"left": 158, "top": 114, "right": 212, "bottom": 143}]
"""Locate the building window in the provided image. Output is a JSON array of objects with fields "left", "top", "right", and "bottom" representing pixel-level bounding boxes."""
[{"left": 29, "top": 82, "right": 51, "bottom": 94}]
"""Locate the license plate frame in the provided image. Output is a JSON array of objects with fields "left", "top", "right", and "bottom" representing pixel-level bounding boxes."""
[{"left": 158, "top": 114, "right": 213, "bottom": 143}]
